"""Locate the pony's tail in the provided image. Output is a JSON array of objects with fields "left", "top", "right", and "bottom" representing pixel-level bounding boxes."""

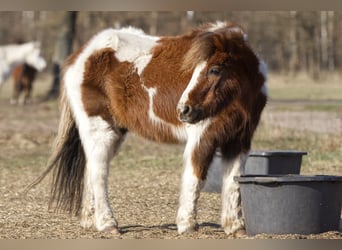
[{"left": 24, "top": 85, "right": 86, "bottom": 216}]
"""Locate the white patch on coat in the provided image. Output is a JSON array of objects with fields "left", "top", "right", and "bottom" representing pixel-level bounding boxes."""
[
  {"left": 141, "top": 83, "right": 188, "bottom": 142},
  {"left": 112, "top": 28, "right": 158, "bottom": 75},
  {"left": 178, "top": 61, "right": 207, "bottom": 109},
  {"left": 75, "top": 27, "right": 157, "bottom": 77},
  {"left": 183, "top": 120, "right": 211, "bottom": 159}
]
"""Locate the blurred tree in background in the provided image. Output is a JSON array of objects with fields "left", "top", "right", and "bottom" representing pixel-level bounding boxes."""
[
  {"left": 45, "top": 11, "right": 77, "bottom": 100},
  {"left": 0, "top": 11, "right": 341, "bottom": 81}
]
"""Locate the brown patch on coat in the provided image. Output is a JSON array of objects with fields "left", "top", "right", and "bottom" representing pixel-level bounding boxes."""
[{"left": 81, "top": 48, "right": 117, "bottom": 125}]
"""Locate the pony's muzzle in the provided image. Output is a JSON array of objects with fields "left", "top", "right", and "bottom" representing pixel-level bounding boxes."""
[{"left": 177, "top": 103, "right": 202, "bottom": 124}]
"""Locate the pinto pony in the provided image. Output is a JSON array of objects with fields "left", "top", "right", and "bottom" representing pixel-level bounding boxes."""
[
  {"left": 10, "top": 63, "right": 38, "bottom": 105},
  {"left": 0, "top": 41, "right": 46, "bottom": 85},
  {"left": 29, "top": 22, "right": 267, "bottom": 235}
]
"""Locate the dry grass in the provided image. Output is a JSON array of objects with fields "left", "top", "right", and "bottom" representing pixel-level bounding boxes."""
[{"left": 268, "top": 72, "right": 342, "bottom": 101}]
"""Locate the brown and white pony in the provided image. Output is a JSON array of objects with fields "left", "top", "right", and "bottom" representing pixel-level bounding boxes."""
[
  {"left": 10, "top": 63, "right": 38, "bottom": 105},
  {"left": 0, "top": 42, "right": 46, "bottom": 85},
  {"left": 29, "top": 22, "right": 267, "bottom": 235}
]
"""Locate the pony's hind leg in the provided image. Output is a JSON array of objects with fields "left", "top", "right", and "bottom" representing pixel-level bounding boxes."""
[
  {"left": 79, "top": 116, "right": 126, "bottom": 233},
  {"left": 10, "top": 79, "right": 20, "bottom": 105},
  {"left": 220, "top": 152, "right": 248, "bottom": 236},
  {"left": 23, "top": 81, "right": 32, "bottom": 105},
  {"left": 80, "top": 168, "right": 95, "bottom": 229}
]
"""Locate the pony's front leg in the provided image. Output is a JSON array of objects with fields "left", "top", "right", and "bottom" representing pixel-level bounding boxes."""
[
  {"left": 176, "top": 155, "right": 204, "bottom": 234},
  {"left": 176, "top": 126, "right": 215, "bottom": 234},
  {"left": 220, "top": 152, "right": 248, "bottom": 235}
]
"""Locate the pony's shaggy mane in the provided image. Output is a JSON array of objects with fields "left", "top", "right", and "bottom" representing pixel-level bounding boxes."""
[{"left": 182, "top": 22, "right": 246, "bottom": 72}]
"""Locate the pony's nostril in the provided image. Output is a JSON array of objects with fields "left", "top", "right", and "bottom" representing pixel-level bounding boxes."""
[
  {"left": 182, "top": 105, "right": 191, "bottom": 116},
  {"left": 177, "top": 104, "right": 196, "bottom": 122}
]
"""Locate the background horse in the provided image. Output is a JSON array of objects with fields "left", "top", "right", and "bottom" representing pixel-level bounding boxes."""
[
  {"left": 10, "top": 63, "right": 38, "bottom": 105},
  {"left": 28, "top": 22, "right": 267, "bottom": 236},
  {"left": 0, "top": 41, "right": 46, "bottom": 85}
]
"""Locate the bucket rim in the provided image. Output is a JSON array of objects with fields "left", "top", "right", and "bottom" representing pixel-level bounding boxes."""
[
  {"left": 234, "top": 174, "right": 342, "bottom": 184},
  {"left": 248, "top": 150, "right": 307, "bottom": 157}
]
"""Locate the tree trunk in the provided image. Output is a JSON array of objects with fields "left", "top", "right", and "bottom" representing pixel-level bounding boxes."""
[
  {"left": 149, "top": 12, "right": 158, "bottom": 35},
  {"left": 320, "top": 11, "right": 329, "bottom": 70},
  {"left": 327, "top": 11, "right": 335, "bottom": 71},
  {"left": 289, "top": 11, "right": 299, "bottom": 76},
  {"left": 45, "top": 11, "right": 77, "bottom": 100},
  {"left": 180, "top": 11, "right": 190, "bottom": 33},
  {"left": 313, "top": 24, "right": 321, "bottom": 80}
]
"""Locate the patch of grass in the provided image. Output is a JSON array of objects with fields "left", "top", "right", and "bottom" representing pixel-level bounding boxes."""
[
  {"left": 302, "top": 104, "right": 342, "bottom": 112},
  {"left": 268, "top": 73, "right": 342, "bottom": 101},
  {"left": 271, "top": 103, "right": 342, "bottom": 112}
]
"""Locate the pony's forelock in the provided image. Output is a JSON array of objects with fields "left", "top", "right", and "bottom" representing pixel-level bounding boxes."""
[{"left": 181, "top": 22, "right": 247, "bottom": 72}]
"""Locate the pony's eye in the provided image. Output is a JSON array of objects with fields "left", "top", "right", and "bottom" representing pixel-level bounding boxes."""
[{"left": 208, "top": 66, "right": 221, "bottom": 76}]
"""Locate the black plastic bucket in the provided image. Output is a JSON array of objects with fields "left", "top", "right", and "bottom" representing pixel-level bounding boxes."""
[
  {"left": 244, "top": 150, "right": 307, "bottom": 175},
  {"left": 235, "top": 175, "right": 342, "bottom": 235}
]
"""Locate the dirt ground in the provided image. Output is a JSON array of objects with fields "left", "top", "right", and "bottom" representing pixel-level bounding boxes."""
[{"left": 0, "top": 77, "right": 341, "bottom": 239}]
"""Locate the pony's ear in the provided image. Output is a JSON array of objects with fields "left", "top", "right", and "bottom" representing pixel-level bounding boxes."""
[
  {"left": 226, "top": 24, "right": 248, "bottom": 42},
  {"left": 181, "top": 23, "right": 249, "bottom": 73}
]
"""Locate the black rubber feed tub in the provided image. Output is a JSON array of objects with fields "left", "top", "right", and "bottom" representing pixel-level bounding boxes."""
[
  {"left": 235, "top": 175, "right": 342, "bottom": 236},
  {"left": 244, "top": 150, "right": 307, "bottom": 175}
]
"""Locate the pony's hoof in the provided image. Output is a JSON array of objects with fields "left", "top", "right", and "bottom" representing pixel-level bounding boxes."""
[
  {"left": 80, "top": 209, "right": 95, "bottom": 229},
  {"left": 96, "top": 219, "right": 118, "bottom": 232},
  {"left": 233, "top": 229, "right": 247, "bottom": 237},
  {"left": 177, "top": 222, "right": 199, "bottom": 234},
  {"left": 223, "top": 226, "right": 246, "bottom": 236},
  {"left": 80, "top": 218, "right": 94, "bottom": 230},
  {"left": 110, "top": 227, "right": 121, "bottom": 236}
]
